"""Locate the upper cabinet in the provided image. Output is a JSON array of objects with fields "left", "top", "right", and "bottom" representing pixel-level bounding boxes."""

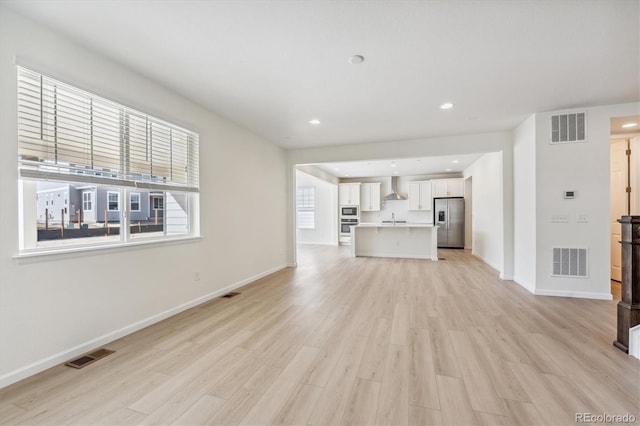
[
  {"left": 339, "top": 183, "right": 361, "bottom": 206},
  {"left": 407, "top": 181, "right": 432, "bottom": 211},
  {"left": 432, "top": 178, "right": 464, "bottom": 198},
  {"left": 360, "top": 182, "right": 381, "bottom": 211}
]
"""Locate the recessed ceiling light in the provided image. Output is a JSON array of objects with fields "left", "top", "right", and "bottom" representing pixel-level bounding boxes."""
[
  {"left": 348, "top": 55, "right": 365, "bottom": 65},
  {"left": 309, "top": 119, "right": 321, "bottom": 124},
  {"left": 622, "top": 122, "right": 638, "bottom": 128},
  {"left": 452, "top": 160, "right": 459, "bottom": 164},
  {"left": 445, "top": 168, "right": 452, "bottom": 171},
  {"left": 393, "top": 171, "right": 399, "bottom": 174},
  {"left": 440, "top": 102, "right": 454, "bottom": 110},
  {"left": 333, "top": 167, "right": 339, "bottom": 171}
]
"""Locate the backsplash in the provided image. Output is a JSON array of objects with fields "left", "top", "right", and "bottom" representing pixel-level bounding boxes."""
[{"left": 360, "top": 199, "right": 433, "bottom": 224}]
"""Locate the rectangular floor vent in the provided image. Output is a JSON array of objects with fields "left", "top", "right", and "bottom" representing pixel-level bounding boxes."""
[
  {"left": 222, "top": 292, "right": 241, "bottom": 298},
  {"left": 552, "top": 248, "right": 588, "bottom": 278},
  {"left": 550, "top": 112, "right": 586, "bottom": 144},
  {"left": 65, "top": 348, "right": 114, "bottom": 369}
]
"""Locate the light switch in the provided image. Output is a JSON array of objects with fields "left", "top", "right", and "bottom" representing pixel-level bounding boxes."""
[
  {"left": 551, "top": 214, "right": 569, "bottom": 223},
  {"left": 577, "top": 214, "right": 589, "bottom": 223}
]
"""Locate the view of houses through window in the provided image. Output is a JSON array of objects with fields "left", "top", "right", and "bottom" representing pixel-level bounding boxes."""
[{"left": 17, "top": 66, "right": 199, "bottom": 252}]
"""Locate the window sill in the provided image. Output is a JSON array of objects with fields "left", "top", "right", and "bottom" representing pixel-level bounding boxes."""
[{"left": 14, "top": 235, "right": 202, "bottom": 263}]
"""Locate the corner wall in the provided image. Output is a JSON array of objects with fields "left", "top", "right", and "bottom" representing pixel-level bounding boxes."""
[
  {"left": 463, "top": 152, "right": 504, "bottom": 272},
  {"left": 0, "top": 8, "right": 287, "bottom": 387},
  {"left": 513, "top": 114, "right": 537, "bottom": 292},
  {"left": 534, "top": 102, "right": 639, "bottom": 299}
]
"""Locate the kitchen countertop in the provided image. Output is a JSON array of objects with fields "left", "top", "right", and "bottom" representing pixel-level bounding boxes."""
[{"left": 356, "top": 222, "right": 437, "bottom": 228}]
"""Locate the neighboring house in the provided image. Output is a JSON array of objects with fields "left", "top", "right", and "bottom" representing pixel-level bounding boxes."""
[{"left": 36, "top": 184, "right": 162, "bottom": 224}]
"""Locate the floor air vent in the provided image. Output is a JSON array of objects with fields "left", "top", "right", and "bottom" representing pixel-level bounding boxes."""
[
  {"left": 552, "top": 248, "right": 588, "bottom": 278},
  {"left": 66, "top": 348, "right": 114, "bottom": 369},
  {"left": 550, "top": 112, "right": 586, "bottom": 144},
  {"left": 222, "top": 292, "right": 241, "bottom": 298}
]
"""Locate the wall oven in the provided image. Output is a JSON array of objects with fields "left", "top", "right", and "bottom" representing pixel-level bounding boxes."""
[
  {"left": 341, "top": 206, "right": 358, "bottom": 217},
  {"left": 340, "top": 218, "right": 359, "bottom": 234}
]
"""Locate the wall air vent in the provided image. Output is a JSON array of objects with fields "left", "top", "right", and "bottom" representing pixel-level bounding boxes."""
[
  {"left": 550, "top": 112, "right": 586, "bottom": 144},
  {"left": 552, "top": 248, "right": 588, "bottom": 278}
]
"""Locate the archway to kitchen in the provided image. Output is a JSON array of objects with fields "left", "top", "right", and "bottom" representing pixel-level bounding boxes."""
[{"left": 293, "top": 154, "right": 483, "bottom": 267}]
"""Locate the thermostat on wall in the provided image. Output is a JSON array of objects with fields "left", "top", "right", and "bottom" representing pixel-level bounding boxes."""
[{"left": 563, "top": 190, "right": 576, "bottom": 199}]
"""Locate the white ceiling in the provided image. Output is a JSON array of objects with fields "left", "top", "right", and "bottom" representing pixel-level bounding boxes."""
[
  {"left": 611, "top": 116, "right": 640, "bottom": 136},
  {"left": 3, "top": 1, "right": 639, "bottom": 149},
  {"left": 311, "top": 153, "right": 482, "bottom": 178}
]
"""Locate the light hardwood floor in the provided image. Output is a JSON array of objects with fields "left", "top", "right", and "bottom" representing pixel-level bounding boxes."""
[{"left": 1, "top": 245, "right": 638, "bottom": 425}]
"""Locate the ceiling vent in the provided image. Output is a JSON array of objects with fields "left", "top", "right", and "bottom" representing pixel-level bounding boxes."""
[
  {"left": 550, "top": 112, "right": 586, "bottom": 144},
  {"left": 552, "top": 248, "right": 588, "bottom": 278}
]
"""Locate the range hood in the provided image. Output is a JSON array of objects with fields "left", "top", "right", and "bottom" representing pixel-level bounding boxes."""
[{"left": 383, "top": 176, "right": 406, "bottom": 201}]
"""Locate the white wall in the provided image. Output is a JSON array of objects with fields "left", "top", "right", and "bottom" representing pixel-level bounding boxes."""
[
  {"left": 464, "top": 177, "right": 472, "bottom": 250},
  {"left": 287, "top": 132, "right": 515, "bottom": 276},
  {"left": 534, "top": 103, "right": 639, "bottom": 299},
  {"left": 513, "top": 114, "right": 537, "bottom": 292},
  {"left": 464, "top": 152, "right": 504, "bottom": 273},
  {"left": 296, "top": 170, "right": 337, "bottom": 245},
  {"left": 0, "top": 8, "right": 287, "bottom": 387}
]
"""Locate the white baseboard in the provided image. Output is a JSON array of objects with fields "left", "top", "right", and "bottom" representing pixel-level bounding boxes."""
[
  {"left": 534, "top": 288, "right": 613, "bottom": 300},
  {"left": 356, "top": 252, "right": 431, "bottom": 260},
  {"left": 513, "top": 276, "right": 536, "bottom": 294},
  {"left": 629, "top": 325, "right": 640, "bottom": 360},
  {"left": 0, "top": 263, "right": 289, "bottom": 389},
  {"left": 296, "top": 241, "right": 337, "bottom": 246},
  {"left": 499, "top": 273, "right": 514, "bottom": 281},
  {"left": 471, "top": 252, "right": 501, "bottom": 274}
]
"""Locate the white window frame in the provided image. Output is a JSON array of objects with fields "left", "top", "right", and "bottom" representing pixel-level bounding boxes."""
[
  {"left": 296, "top": 186, "right": 316, "bottom": 230},
  {"left": 16, "top": 66, "right": 200, "bottom": 256},
  {"left": 130, "top": 192, "right": 141, "bottom": 212},
  {"left": 82, "top": 191, "right": 93, "bottom": 211},
  {"left": 107, "top": 191, "right": 120, "bottom": 211}
]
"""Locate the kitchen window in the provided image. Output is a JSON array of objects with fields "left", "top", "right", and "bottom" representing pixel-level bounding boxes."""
[
  {"left": 17, "top": 66, "right": 200, "bottom": 253},
  {"left": 296, "top": 186, "right": 315, "bottom": 229}
]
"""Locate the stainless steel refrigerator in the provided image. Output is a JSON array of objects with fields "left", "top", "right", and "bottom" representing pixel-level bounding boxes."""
[{"left": 434, "top": 198, "right": 465, "bottom": 248}]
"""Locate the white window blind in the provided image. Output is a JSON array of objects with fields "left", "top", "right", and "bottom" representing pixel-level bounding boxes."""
[
  {"left": 17, "top": 67, "right": 199, "bottom": 192},
  {"left": 296, "top": 186, "right": 315, "bottom": 229}
]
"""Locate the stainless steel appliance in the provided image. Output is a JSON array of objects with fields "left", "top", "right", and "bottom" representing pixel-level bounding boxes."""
[
  {"left": 340, "top": 218, "right": 359, "bottom": 235},
  {"left": 341, "top": 206, "right": 358, "bottom": 217},
  {"left": 434, "top": 198, "right": 464, "bottom": 248}
]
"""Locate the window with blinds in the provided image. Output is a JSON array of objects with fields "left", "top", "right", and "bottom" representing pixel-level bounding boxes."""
[
  {"left": 17, "top": 66, "right": 200, "bottom": 253},
  {"left": 296, "top": 186, "right": 315, "bottom": 229},
  {"left": 17, "top": 66, "right": 199, "bottom": 192}
]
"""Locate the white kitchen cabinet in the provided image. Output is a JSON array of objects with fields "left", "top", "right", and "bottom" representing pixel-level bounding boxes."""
[
  {"left": 407, "top": 181, "right": 432, "bottom": 211},
  {"left": 360, "top": 183, "right": 381, "bottom": 211},
  {"left": 432, "top": 178, "right": 464, "bottom": 198},
  {"left": 339, "top": 183, "right": 361, "bottom": 206}
]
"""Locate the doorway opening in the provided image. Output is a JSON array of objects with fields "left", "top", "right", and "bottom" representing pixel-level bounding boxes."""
[{"left": 610, "top": 115, "right": 640, "bottom": 298}]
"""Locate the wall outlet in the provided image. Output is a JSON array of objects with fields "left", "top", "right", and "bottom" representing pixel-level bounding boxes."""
[
  {"left": 577, "top": 214, "right": 589, "bottom": 223},
  {"left": 551, "top": 214, "right": 569, "bottom": 223},
  {"left": 194, "top": 272, "right": 200, "bottom": 282}
]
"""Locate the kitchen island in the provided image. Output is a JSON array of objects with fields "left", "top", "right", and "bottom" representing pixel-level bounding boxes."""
[{"left": 351, "top": 223, "right": 439, "bottom": 260}]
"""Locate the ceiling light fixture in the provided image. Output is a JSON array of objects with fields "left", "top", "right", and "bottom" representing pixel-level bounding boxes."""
[
  {"left": 393, "top": 171, "right": 399, "bottom": 174},
  {"left": 309, "top": 119, "right": 321, "bottom": 124},
  {"left": 452, "top": 160, "right": 459, "bottom": 164},
  {"left": 622, "top": 122, "right": 638, "bottom": 128},
  {"left": 445, "top": 168, "right": 452, "bottom": 171},
  {"left": 440, "top": 102, "right": 454, "bottom": 110},
  {"left": 348, "top": 55, "right": 365, "bottom": 65}
]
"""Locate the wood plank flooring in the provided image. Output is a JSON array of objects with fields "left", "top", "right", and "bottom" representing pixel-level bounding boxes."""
[{"left": 1, "top": 245, "right": 638, "bottom": 425}]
